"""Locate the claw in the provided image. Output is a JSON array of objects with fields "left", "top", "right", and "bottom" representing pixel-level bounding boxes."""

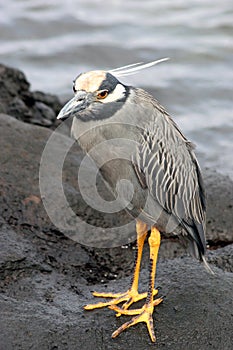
[
  {"left": 109, "top": 296, "right": 163, "bottom": 316},
  {"left": 84, "top": 288, "right": 159, "bottom": 312},
  {"left": 111, "top": 303, "right": 157, "bottom": 342},
  {"left": 84, "top": 224, "right": 162, "bottom": 343},
  {"left": 92, "top": 291, "right": 124, "bottom": 298}
]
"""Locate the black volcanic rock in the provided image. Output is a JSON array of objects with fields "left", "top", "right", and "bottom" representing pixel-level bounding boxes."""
[{"left": 0, "top": 64, "right": 62, "bottom": 126}]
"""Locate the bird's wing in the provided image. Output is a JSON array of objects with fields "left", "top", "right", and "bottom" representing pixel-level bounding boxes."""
[{"left": 133, "top": 107, "right": 206, "bottom": 251}]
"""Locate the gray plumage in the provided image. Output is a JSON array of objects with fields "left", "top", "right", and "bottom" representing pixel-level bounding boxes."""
[
  {"left": 57, "top": 66, "right": 209, "bottom": 266},
  {"left": 131, "top": 89, "right": 206, "bottom": 260}
]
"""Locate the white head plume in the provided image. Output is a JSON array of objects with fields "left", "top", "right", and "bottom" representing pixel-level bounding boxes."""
[{"left": 110, "top": 57, "right": 169, "bottom": 77}]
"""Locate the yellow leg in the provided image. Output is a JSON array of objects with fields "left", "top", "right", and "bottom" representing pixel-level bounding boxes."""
[
  {"left": 111, "top": 227, "right": 162, "bottom": 343},
  {"left": 84, "top": 221, "right": 158, "bottom": 311}
]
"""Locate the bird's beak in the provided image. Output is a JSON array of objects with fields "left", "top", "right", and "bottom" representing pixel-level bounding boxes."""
[{"left": 57, "top": 91, "right": 88, "bottom": 120}]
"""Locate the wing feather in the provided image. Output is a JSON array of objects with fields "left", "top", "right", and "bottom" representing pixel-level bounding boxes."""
[{"left": 132, "top": 95, "right": 206, "bottom": 252}]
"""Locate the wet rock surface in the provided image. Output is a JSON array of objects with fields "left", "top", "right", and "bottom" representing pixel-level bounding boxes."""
[{"left": 0, "top": 65, "right": 233, "bottom": 349}]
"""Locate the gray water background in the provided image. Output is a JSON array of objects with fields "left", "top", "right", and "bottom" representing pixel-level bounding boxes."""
[{"left": 1, "top": 0, "right": 233, "bottom": 179}]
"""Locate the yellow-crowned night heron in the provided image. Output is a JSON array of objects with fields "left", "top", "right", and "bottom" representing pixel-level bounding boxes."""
[{"left": 57, "top": 59, "right": 212, "bottom": 342}]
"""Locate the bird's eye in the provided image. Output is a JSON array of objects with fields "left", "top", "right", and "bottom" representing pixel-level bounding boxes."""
[{"left": 97, "top": 90, "right": 108, "bottom": 99}]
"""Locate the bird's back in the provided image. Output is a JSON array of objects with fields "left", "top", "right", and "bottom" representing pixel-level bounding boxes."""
[{"left": 129, "top": 88, "right": 207, "bottom": 260}]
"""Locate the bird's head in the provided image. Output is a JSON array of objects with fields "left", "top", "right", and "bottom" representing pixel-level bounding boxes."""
[
  {"left": 57, "top": 58, "right": 169, "bottom": 123},
  {"left": 57, "top": 70, "right": 128, "bottom": 122}
]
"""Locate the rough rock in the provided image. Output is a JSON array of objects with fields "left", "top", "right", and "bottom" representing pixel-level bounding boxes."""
[
  {"left": 204, "top": 170, "right": 233, "bottom": 244},
  {"left": 207, "top": 244, "right": 233, "bottom": 273},
  {"left": 0, "top": 64, "right": 62, "bottom": 127},
  {"left": 0, "top": 220, "right": 232, "bottom": 350}
]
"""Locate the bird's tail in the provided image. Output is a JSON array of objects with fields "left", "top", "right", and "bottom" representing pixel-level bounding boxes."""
[
  {"left": 187, "top": 238, "right": 215, "bottom": 275},
  {"left": 184, "top": 221, "right": 215, "bottom": 275},
  {"left": 201, "top": 255, "right": 215, "bottom": 275}
]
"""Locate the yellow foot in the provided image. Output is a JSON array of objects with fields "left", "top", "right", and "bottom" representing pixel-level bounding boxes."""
[
  {"left": 111, "top": 301, "right": 163, "bottom": 343},
  {"left": 84, "top": 289, "right": 158, "bottom": 312},
  {"left": 109, "top": 296, "right": 163, "bottom": 316}
]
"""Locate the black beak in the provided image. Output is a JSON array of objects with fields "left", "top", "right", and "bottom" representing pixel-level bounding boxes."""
[{"left": 57, "top": 91, "right": 88, "bottom": 120}]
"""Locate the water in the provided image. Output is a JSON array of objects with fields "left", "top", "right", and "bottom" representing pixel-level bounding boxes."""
[{"left": 1, "top": 0, "right": 233, "bottom": 179}]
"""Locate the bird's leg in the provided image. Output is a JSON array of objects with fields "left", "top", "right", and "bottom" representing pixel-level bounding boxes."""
[
  {"left": 111, "top": 227, "right": 163, "bottom": 343},
  {"left": 84, "top": 220, "right": 157, "bottom": 311}
]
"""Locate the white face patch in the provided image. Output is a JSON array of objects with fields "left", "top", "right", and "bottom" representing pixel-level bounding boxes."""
[{"left": 102, "top": 83, "right": 126, "bottom": 103}]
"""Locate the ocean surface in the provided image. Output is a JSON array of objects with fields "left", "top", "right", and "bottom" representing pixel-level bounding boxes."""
[{"left": 1, "top": 0, "right": 233, "bottom": 179}]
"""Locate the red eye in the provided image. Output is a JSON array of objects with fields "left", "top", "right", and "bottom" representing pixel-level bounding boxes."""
[{"left": 97, "top": 90, "right": 108, "bottom": 99}]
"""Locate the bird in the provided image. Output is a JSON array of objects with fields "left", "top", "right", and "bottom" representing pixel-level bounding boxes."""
[{"left": 57, "top": 59, "right": 212, "bottom": 343}]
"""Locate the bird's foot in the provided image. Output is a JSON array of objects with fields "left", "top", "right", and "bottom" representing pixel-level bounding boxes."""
[
  {"left": 109, "top": 296, "right": 163, "bottom": 316},
  {"left": 110, "top": 298, "right": 163, "bottom": 342},
  {"left": 84, "top": 288, "right": 159, "bottom": 313}
]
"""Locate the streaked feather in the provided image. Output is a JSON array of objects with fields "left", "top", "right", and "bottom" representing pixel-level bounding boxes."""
[{"left": 131, "top": 89, "right": 206, "bottom": 256}]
